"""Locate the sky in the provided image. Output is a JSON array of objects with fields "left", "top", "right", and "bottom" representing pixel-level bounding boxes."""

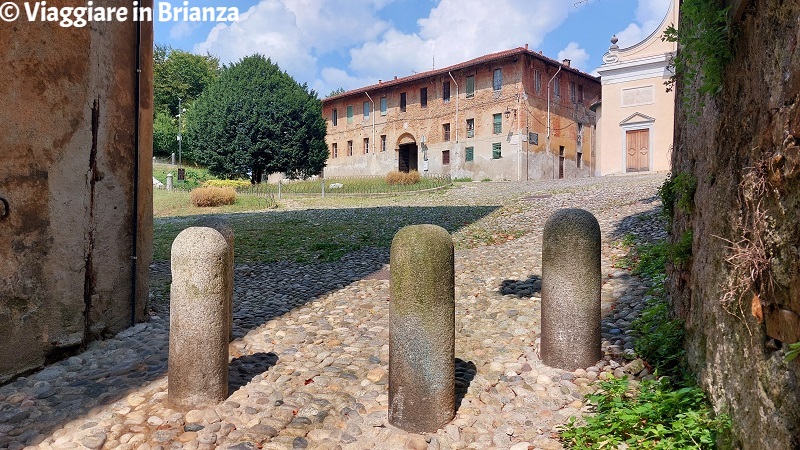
[{"left": 155, "top": 0, "right": 672, "bottom": 96}]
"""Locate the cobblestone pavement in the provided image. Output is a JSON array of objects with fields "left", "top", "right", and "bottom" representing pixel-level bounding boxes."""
[{"left": 0, "top": 174, "right": 667, "bottom": 450}]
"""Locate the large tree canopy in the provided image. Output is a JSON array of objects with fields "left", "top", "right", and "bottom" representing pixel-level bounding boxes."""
[
  {"left": 185, "top": 54, "right": 328, "bottom": 182},
  {"left": 154, "top": 44, "right": 219, "bottom": 116},
  {"left": 152, "top": 45, "right": 219, "bottom": 156}
]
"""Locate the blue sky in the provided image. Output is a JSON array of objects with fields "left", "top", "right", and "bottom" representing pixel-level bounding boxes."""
[{"left": 155, "top": 0, "right": 672, "bottom": 96}]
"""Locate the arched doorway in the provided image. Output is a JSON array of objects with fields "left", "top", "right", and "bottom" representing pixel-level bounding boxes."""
[{"left": 396, "top": 133, "right": 418, "bottom": 172}]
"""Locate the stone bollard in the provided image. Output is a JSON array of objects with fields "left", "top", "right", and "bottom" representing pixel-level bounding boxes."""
[
  {"left": 194, "top": 217, "right": 234, "bottom": 342},
  {"left": 168, "top": 226, "right": 233, "bottom": 411},
  {"left": 166, "top": 172, "right": 173, "bottom": 191},
  {"left": 540, "top": 208, "right": 602, "bottom": 371},
  {"left": 388, "top": 224, "right": 455, "bottom": 433}
]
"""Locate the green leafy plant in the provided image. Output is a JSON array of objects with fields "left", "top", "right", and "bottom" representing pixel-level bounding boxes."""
[
  {"left": 663, "top": 0, "right": 733, "bottom": 113},
  {"left": 785, "top": 342, "right": 800, "bottom": 362},
  {"left": 659, "top": 172, "right": 698, "bottom": 225},
  {"left": 560, "top": 377, "right": 730, "bottom": 449}
]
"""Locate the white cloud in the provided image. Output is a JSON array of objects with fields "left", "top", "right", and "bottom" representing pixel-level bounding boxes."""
[
  {"left": 193, "top": 0, "right": 393, "bottom": 86},
  {"left": 168, "top": 21, "right": 200, "bottom": 40},
  {"left": 614, "top": 0, "right": 671, "bottom": 48},
  {"left": 345, "top": 0, "right": 571, "bottom": 83},
  {"left": 557, "top": 42, "right": 590, "bottom": 72},
  {"left": 313, "top": 67, "right": 378, "bottom": 95}
]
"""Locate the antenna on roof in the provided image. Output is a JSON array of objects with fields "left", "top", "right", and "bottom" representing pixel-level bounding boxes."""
[{"left": 432, "top": 40, "right": 436, "bottom": 70}]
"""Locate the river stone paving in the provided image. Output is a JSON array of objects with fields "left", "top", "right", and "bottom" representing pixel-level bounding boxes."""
[{"left": 0, "top": 174, "right": 667, "bottom": 450}]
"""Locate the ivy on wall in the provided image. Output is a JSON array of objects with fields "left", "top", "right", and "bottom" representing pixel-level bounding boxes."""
[{"left": 663, "top": 0, "right": 734, "bottom": 112}]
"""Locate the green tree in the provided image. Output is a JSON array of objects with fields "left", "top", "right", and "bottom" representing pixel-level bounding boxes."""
[
  {"left": 154, "top": 44, "right": 220, "bottom": 117},
  {"left": 327, "top": 87, "right": 346, "bottom": 98},
  {"left": 185, "top": 54, "right": 328, "bottom": 182},
  {"left": 153, "top": 109, "right": 178, "bottom": 157}
]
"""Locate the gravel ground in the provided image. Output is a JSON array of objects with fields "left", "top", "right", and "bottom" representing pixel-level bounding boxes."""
[{"left": 0, "top": 174, "right": 667, "bottom": 450}]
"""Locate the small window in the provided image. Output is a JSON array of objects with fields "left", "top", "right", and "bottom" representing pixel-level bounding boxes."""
[
  {"left": 570, "top": 81, "right": 577, "bottom": 103},
  {"left": 380, "top": 134, "right": 387, "bottom": 152},
  {"left": 363, "top": 101, "right": 370, "bottom": 118},
  {"left": 420, "top": 87, "right": 427, "bottom": 108},
  {"left": 493, "top": 113, "right": 502, "bottom": 134},
  {"left": 443, "top": 123, "right": 450, "bottom": 142},
  {"left": 443, "top": 81, "right": 450, "bottom": 103},
  {"left": 380, "top": 97, "right": 387, "bottom": 115},
  {"left": 400, "top": 92, "right": 407, "bottom": 112},
  {"left": 364, "top": 137, "right": 369, "bottom": 154},
  {"left": 442, "top": 150, "right": 450, "bottom": 165},
  {"left": 466, "top": 75, "right": 475, "bottom": 98},
  {"left": 332, "top": 143, "right": 337, "bottom": 158},
  {"left": 347, "top": 105, "right": 353, "bottom": 123},
  {"left": 534, "top": 70, "right": 542, "bottom": 93},
  {"left": 493, "top": 68, "right": 502, "bottom": 91},
  {"left": 465, "top": 146, "right": 474, "bottom": 162},
  {"left": 332, "top": 108, "right": 338, "bottom": 126},
  {"left": 492, "top": 143, "right": 502, "bottom": 159},
  {"left": 554, "top": 76, "right": 561, "bottom": 97},
  {"left": 347, "top": 140, "right": 353, "bottom": 156},
  {"left": 578, "top": 85, "right": 584, "bottom": 102},
  {"left": 466, "top": 118, "right": 474, "bottom": 138},
  {"left": 577, "top": 151, "right": 583, "bottom": 169}
]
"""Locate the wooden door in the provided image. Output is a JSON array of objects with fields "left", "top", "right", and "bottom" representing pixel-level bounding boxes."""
[{"left": 626, "top": 129, "right": 650, "bottom": 172}]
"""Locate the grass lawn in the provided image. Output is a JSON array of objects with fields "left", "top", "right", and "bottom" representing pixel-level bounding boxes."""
[{"left": 152, "top": 205, "right": 498, "bottom": 264}]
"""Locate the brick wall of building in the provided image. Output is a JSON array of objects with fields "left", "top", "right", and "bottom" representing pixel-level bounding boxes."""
[{"left": 322, "top": 48, "right": 600, "bottom": 181}]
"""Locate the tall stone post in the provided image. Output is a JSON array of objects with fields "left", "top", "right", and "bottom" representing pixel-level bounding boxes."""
[
  {"left": 168, "top": 226, "right": 233, "bottom": 410},
  {"left": 389, "top": 224, "right": 455, "bottom": 433},
  {"left": 166, "top": 172, "right": 173, "bottom": 191},
  {"left": 540, "top": 208, "right": 602, "bottom": 371},
  {"left": 194, "top": 217, "right": 234, "bottom": 342}
]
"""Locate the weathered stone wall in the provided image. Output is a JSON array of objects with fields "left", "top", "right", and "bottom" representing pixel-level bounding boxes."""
[
  {"left": 0, "top": 8, "right": 153, "bottom": 383},
  {"left": 670, "top": 1, "right": 800, "bottom": 448}
]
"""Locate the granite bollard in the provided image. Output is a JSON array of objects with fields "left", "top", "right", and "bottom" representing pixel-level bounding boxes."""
[
  {"left": 194, "top": 217, "right": 234, "bottom": 342},
  {"left": 388, "top": 224, "right": 455, "bottom": 433},
  {"left": 168, "top": 226, "right": 233, "bottom": 410},
  {"left": 540, "top": 208, "right": 602, "bottom": 371}
]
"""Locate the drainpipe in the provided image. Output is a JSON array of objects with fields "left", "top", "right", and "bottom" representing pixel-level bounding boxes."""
[
  {"left": 448, "top": 71, "right": 459, "bottom": 142},
  {"left": 547, "top": 65, "right": 562, "bottom": 179},
  {"left": 517, "top": 91, "right": 522, "bottom": 181},
  {"left": 364, "top": 92, "right": 375, "bottom": 157},
  {"left": 130, "top": 16, "right": 142, "bottom": 325}
]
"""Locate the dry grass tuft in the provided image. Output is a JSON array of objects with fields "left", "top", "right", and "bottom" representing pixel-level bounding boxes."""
[
  {"left": 190, "top": 186, "right": 237, "bottom": 207},
  {"left": 385, "top": 170, "right": 422, "bottom": 185}
]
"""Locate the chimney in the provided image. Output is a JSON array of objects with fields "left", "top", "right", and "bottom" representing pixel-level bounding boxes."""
[
  {"left": 524, "top": 43, "right": 528, "bottom": 50},
  {"left": 562, "top": 59, "right": 571, "bottom": 67},
  {"left": 394, "top": 75, "right": 397, "bottom": 80},
  {"left": 379, "top": 79, "right": 382, "bottom": 84}
]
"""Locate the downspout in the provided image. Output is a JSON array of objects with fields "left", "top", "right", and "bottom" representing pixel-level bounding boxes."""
[
  {"left": 131, "top": 17, "right": 142, "bottom": 326},
  {"left": 448, "top": 71, "right": 459, "bottom": 175},
  {"left": 547, "top": 65, "right": 562, "bottom": 179},
  {"left": 448, "top": 71, "right": 459, "bottom": 143},
  {"left": 517, "top": 91, "right": 522, "bottom": 181},
  {"left": 364, "top": 92, "right": 375, "bottom": 157}
]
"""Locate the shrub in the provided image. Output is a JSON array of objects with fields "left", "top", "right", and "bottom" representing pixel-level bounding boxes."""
[
  {"left": 385, "top": 170, "right": 421, "bottom": 185},
  {"left": 559, "top": 377, "right": 729, "bottom": 449},
  {"left": 190, "top": 186, "right": 237, "bottom": 207},
  {"left": 203, "top": 179, "right": 252, "bottom": 189}
]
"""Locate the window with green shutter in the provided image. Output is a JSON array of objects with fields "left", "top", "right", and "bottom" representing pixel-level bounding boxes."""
[
  {"left": 465, "top": 146, "right": 474, "bottom": 162},
  {"left": 493, "top": 113, "right": 502, "bottom": 134},
  {"left": 492, "top": 143, "right": 502, "bottom": 159},
  {"left": 466, "top": 75, "right": 475, "bottom": 98},
  {"left": 347, "top": 105, "right": 353, "bottom": 123}
]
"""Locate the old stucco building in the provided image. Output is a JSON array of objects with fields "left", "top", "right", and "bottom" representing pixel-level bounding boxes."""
[
  {"left": 594, "top": 0, "right": 678, "bottom": 175},
  {"left": 0, "top": 9, "right": 154, "bottom": 382},
  {"left": 322, "top": 46, "right": 600, "bottom": 181}
]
